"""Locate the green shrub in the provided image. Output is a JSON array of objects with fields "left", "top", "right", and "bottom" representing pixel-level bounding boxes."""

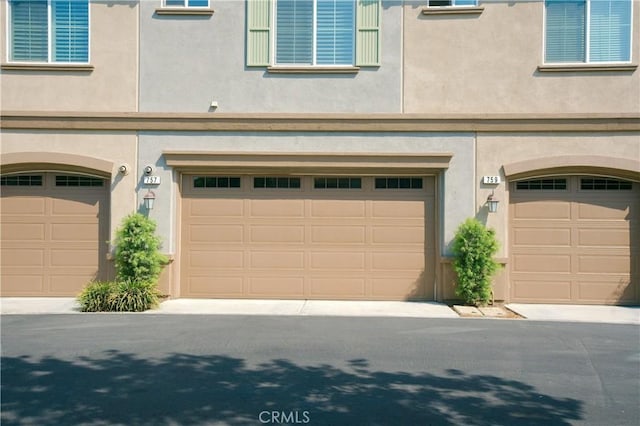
[
  {"left": 78, "top": 281, "right": 117, "bottom": 312},
  {"left": 111, "top": 280, "right": 160, "bottom": 312},
  {"left": 114, "top": 213, "right": 168, "bottom": 286},
  {"left": 452, "top": 218, "right": 501, "bottom": 306}
]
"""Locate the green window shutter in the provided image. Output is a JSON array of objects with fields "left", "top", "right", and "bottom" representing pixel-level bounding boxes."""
[
  {"left": 356, "top": 0, "right": 381, "bottom": 66},
  {"left": 247, "top": 0, "right": 272, "bottom": 66}
]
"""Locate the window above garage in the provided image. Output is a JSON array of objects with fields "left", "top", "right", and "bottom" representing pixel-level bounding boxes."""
[
  {"left": 515, "top": 178, "right": 567, "bottom": 190},
  {"left": 0, "top": 175, "right": 43, "bottom": 186},
  {"left": 580, "top": 177, "right": 632, "bottom": 190}
]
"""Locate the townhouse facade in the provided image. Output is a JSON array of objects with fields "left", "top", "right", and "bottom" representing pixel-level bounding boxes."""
[{"left": 1, "top": 0, "right": 639, "bottom": 304}]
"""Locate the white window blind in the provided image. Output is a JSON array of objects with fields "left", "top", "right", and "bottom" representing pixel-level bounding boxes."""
[
  {"left": 10, "top": 0, "right": 48, "bottom": 62},
  {"left": 9, "top": 0, "right": 89, "bottom": 63},
  {"left": 589, "top": 0, "right": 632, "bottom": 62},
  {"left": 545, "top": 0, "right": 631, "bottom": 63},
  {"left": 276, "top": 0, "right": 314, "bottom": 64},
  {"left": 52, "top": 0, "right": 89, "bottom": 62}
]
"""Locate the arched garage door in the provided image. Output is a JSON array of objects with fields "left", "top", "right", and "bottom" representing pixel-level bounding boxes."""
[
  {"left": 1, "top": 173, "right": 109, "bottom": 296},
  {"left": 510, "top": 176, "right": 639, "bottom": 304},
  {"left": 180, "top": 175, "right": 435, "bottom": 300}
]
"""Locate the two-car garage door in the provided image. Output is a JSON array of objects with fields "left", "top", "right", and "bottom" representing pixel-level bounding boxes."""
[
  {"left": 180, "top": 175, "right": 435, "bottom": 300},
  {"left": 510, "top": 176, "right": 639, "bottom": 304}
]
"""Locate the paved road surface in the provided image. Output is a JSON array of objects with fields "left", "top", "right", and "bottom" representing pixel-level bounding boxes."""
[{"left": 1, "top": 315, "right": 638, "bottom": 425}]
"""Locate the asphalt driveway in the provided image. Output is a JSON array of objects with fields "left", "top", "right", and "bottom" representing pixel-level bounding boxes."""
[{"left": 1, "top": 314, "right": 638, "bottom": 425}]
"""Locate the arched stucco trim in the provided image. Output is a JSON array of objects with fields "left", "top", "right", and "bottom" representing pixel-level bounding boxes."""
[
  {"left": 0, "top": 152, "right": 113, "bottom": 178},
  {"left": 503, "top": 155, "right": 640, "bottom": 182}
]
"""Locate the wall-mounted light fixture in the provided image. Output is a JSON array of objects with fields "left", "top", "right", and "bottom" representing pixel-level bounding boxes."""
[
  {"left": 486, "top": 191, "right": 499, "bottom": 213},
  {"left": 143, "top": 190, "right": 156, "bottom": 210}
]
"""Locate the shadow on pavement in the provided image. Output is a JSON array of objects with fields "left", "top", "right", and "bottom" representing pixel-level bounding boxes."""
[{"left": 1, "top": 351, "right": 583, "bottom": 425}]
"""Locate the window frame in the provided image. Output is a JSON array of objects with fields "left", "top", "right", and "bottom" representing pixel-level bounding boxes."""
[
  {"left": 272, "top": 0, "right": 356, "bottom": 67},
  {"left": 426, "top": 0, "right": 479, "bottom": 7},
  {"left": 7, "top": 0, "right": 90, "bottom": 65},
  {"left": 543, "top": 0, "right": 633, "bottom": 65},
  {"left": 162, "top": 0, "right": 210, "bottom": 8}
]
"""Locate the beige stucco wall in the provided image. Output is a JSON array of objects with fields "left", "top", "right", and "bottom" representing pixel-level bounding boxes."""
[
  {"left": 1, "top": 131, "right": 139, "bottom": 241},
  {"left": 403, "top": 2, "right": 640, "bottom": 114},
  {"left": 0, "top": 1, "right": 138, "bottom": 112}
]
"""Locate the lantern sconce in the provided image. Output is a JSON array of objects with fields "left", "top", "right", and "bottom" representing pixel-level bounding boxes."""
[
  {"left": 486, "top": 191, "right": 499, "bottom": 213},
  {"left": 143, "top": 190, "right": 156, "bottom": 210}
]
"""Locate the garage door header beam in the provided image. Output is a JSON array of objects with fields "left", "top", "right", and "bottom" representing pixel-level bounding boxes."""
[{"left": 163, "top": 152, "right": 453, "bottom": 174}]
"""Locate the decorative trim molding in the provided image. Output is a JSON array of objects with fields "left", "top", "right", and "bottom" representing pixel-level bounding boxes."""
[
  {"left": 1, "top": 112, "right": 639, "bottom": 132},
  {"left": 537, "top": 63, "right": 637, "bottom": 73},
  {"left": 164, "top": 151, "right": 453, "bottom": 174},
  {"left": 422, "top": 6, "right": 484, "bottom": 15},
  {"left": 1, "top": 63, "right": 94, "bottom": 72},
  {"left": 0, "top": 152, "right": 114, "bottom": 177},
  {"left": 267, "top": 66, "right": 360, "bottom": 74},
  {"left": 503, "top": 155, "right": 640, "bottom": 182},
  {"left": 154, "top": 8, "right": 214, "bottom": 16}
]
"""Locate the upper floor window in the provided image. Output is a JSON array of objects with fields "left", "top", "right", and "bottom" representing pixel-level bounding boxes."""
[
  {"left": 545, "top": 0, "right": 632, "bottom": 64},
  {"left": 8, "top": 0, "right": 89, "bottom": 63},
  {"left": 164, "top": 0, "right": 209, "bottom": 7},
  {"left": 247, "top": 0, "right": 381, "bottom": 68},
  {"left": 427, "top": 0, "right": 478, "bottom": 6},
  {"left": 276, "top": 0, "right": 354, "bottom": 65}
]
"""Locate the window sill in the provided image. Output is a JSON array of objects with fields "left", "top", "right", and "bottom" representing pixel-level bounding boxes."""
[
  {"left": 1, "top": 63, "right": 94, "bottom": 72},
  {"left": 537, "top": 63, "right": 637, "bottom": 72},
  {"left": 267, "top": 66, "right": 360, "bottom": 74},
  {"left": 422, "top": 6, "right": 484, "bottom": 15},
  {"left": 155, "top": 8, "right": 214, "bottom": 16}
]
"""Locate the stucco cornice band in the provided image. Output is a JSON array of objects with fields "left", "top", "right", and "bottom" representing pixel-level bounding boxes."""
[
  {"left": 0, "top": 152, "right": 114, "bottom": 177},
  {"left": 164, "top": 152, "right": 453, "bottom": 174},
  {"left": 2, "top": 112, "right": 639, "bottom": 132},
  {"left": 503, "top": 155, "right": 640, "bottom": 182}
]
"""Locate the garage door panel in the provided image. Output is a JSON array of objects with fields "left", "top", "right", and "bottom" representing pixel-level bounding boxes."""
[
  {"left": 513, "top": 280, "right": 572, "bottom": 301},
  {"left": 249, "top": 277, "right": 304, "bottom": 296},
  {"left": 50, "top": 250, "right": 98, "bottom": 267},
  {"left": 372, "top": 226, "right": 424, "bottom": 244},
  {"left": 513, "top": 201, "right": 571, "bottom": 220},
  {"left": 1, "top": 223, "right": 46, "bottom": 241},
  {"left": 578, "top": 229, "right": 629, "bottom": 247},
  {"left": 372, "top": 201, "right": 424, "bottom": 218},
  {"left": 577, "top": 203, "right": 630, "bottom": 220},
  {"left": 372, "top": 252, "right": 424, "bottom": 270},
  {"left": 0, "top": 275, "right": 45, "bottom": 294},
  {"left": 311, "top": 226, "right": 366, "bottom": 244},
  {"left": 189, "top": 250, "right": 244, "bottom": 268},
  {"left": 577, "top": 280, "right": 635, "bottom": 302},
  {"left": 578, "top": 255, "right": 630, "bottom": 274},
  {"left": 251, "top": 225, "right": 305, "bottom": 243},
  {"left": 311, "top": 200, "right": 366, "bottom": 218},
  {"left": 51, "top": 223, "right": 99, "bottom": 241},
  {"left": 251, "top": 251, "right": 304, "bottom": 269},
  {"left": 513, "top": 254, "right": 571, "bottom": 273},
  {"left": 188, "top": 198, "right": 244, "bottom": 217},
  {"left": 513, "top": 228, "right": 571, "bottom": 247},
  {"left": 372, "top": 277, "right": 424, "bottom": 298},
  {"left": 0, "top": 197, "right": 46, "bottom": 215},
  {"left": 251, "top": 199, "right": 305, "bottom": 217},
  {"left": 1, "top": 249, "right": 45, "bottom": 267},
  {"left": 309, "top": 278, "right": 366, "bottom": 297},
  {"left": 49, "top": 274, "right": 98, "bottom": 295},
  {"left": 190, "top": 225, "right": 244, "bottom": 243},
  {"left": 188, "top": 276, "right": 244, "bottom": 296},
  {"left": 310, "top": 252, "right": 365, "bottom": 270},
  {"left": 50, "top": 198, "right": 100, "bottom": 215}
]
